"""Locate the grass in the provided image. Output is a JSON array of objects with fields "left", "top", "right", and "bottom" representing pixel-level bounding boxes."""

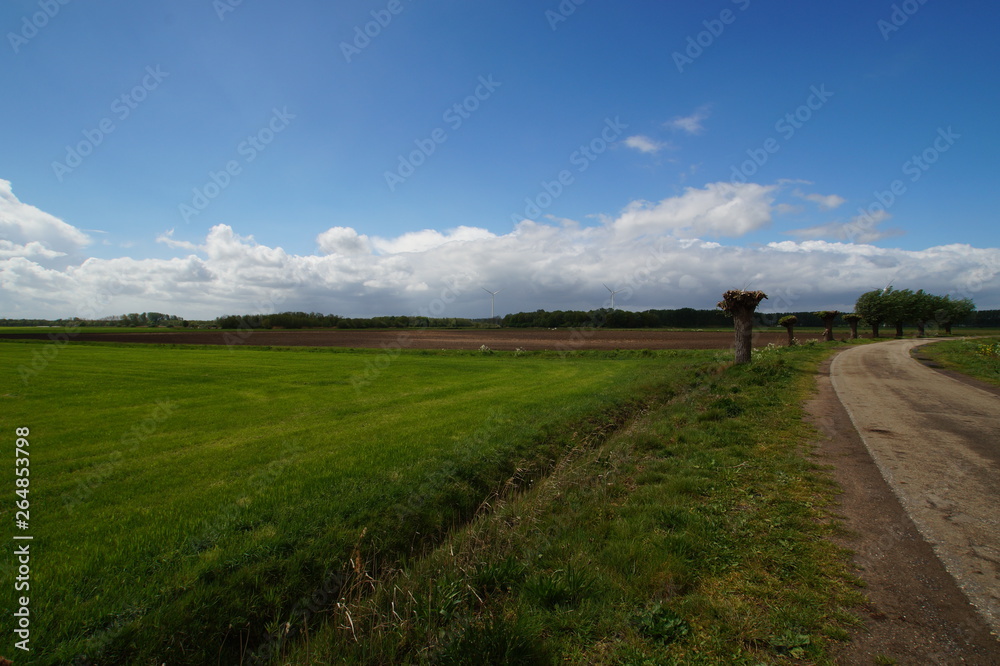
[
  {"left": 283, "top": 341, "right": 865, "bottom": 664},
  {"left": 916, "top": 336, "right": 1000, "bottom": 387},
  {"left": 0, "top": 340, "right": 709, "bottom": 665}
]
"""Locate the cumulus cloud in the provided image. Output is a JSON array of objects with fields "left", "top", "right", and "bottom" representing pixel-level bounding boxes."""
[
  {"left": 2, "top": 181, "right": 998, "bottom": 319},
  {"left": 0, "top": 179, "right": 91, "bottom": 267},
  {"left": 371, "top": 225, "right": 496, "bottom": 254},
  {"left": 156, "top": 229, "right": 200, "bottom": 252},
  {"left": 317, "top": 226, "right": 371, "bottom": 255},
  {"left": 610, "top": 182, "right": 777, "bottom": 239}
]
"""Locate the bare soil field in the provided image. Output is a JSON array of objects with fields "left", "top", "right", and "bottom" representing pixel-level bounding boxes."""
[{"left": 0, "top": 327, "right": 807, "bottom": 350}]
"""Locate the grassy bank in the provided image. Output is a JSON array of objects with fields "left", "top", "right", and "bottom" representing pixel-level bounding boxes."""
[
  {"left": 917, "top": 337, "right": 1000, "bottom": 387},
  {"left": 283, "top": 342, "right": 863, "bottom": 664},
  {"left": 0, "top": 341, "right": 707, "bottom": 664}
]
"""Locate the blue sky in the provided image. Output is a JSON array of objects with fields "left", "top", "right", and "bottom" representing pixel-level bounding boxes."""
[{"left": 2, "top": 0, "right": 998, "bottom": 319}]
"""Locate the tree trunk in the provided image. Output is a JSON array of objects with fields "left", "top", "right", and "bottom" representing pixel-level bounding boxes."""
[
  {"left": 872, "top": 323, "right": 879, "bottom": 338},
  {"left": 895, "top": 322, "right": 904, "bottom": 338},
  {"left": 848, "top": 320, "right": 859, "bottom": 339},
  {"left": 785, "top": 326, "right": 795, "bottom": 346},
  {"left": 917, "top": 321, "right": 926, "bottom": 337},
  {"left": 734, "top": 311, "right": 753, "bottom": 364},
  {"left": 719, "top": 290, "right": 767, "bottom": 365},
  {"left": 944, "top": 323, "right": 952, "bottom": 335},
  {"left": 823, "top": 322, "right": 834, "bottom": 342}
]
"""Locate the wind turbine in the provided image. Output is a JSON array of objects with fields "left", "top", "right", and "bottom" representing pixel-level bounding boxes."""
[
  {"left": 483, "top": 288, "right": 502, "bottom": 325},
  {"left": 603, "top": 283, "right": 623, "bottom": 310}
]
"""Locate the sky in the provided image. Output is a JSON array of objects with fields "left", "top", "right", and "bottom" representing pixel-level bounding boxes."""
[{"left": 1, "top": 0, "right": 998, "bottom": 320}]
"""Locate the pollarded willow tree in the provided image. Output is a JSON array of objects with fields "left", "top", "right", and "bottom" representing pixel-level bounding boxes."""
[
  {"left": 815, "top": 310, "right": 840, "bottom": 342},
  {"left": 842, "top": 313, "right": 863, "bottom": 339},
  {"left": 718, "top": 289, "right": 768, "bottom": 364},
  {"left": 778, "top": 315, "right": 798, "bottom": 347}
]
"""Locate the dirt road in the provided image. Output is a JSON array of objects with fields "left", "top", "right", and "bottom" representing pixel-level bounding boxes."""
[{"left": 825, "top": 339, "right": 1000, "bottom": 661}]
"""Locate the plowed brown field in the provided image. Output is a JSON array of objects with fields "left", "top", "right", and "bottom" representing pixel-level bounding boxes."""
[{"left": 0, "top": 328, "right": 813, "bottom": 350}]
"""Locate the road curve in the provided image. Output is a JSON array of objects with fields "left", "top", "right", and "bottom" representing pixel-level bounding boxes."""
[{"left": 831, "top": 339, "right": 1000, "bottom": 636}]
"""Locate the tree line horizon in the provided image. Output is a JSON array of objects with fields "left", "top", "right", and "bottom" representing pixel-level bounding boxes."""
[{"left": 1, "top": 291, "right": 995, "bottom": 332}]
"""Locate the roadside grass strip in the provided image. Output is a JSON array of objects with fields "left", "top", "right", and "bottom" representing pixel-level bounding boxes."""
[
  {"left": 918, "top": 336, "right": 1000, "bottom": 387},
  {"left": 285, "top": 342, "right": 864, "bottom": 664}
]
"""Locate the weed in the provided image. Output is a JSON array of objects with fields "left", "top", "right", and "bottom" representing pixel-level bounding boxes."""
[
  {"left": 434, "top": 613, "right": 549, "bottom": 665},
  {"left": 523, "top": 564, "right": 596, "bottom": 609},
  {"left": 635, "top": 603, "right": 690, "bottom": 645},
  {"left": 471, "top": 557, "right": 527, "bottom": 595},
  {"left": 769, "top": 630, "right": 812, "bottom": 659}
]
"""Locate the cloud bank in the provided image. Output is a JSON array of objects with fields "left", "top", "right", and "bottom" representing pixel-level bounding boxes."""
[{"left": 1, "top": 180, "right": 997, "bottom": 319}]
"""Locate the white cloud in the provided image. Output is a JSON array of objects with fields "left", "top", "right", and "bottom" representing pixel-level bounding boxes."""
[
  {"left": 610, "top": 182, "right": 777, "bottom": 239},
  {"left": 0, "top": 239, "right": 67, "bottom": 260},
  {"left": 789, "top": 209, "right": 901, "bottom": 244},
  {"left": 156, "top": 229, "right": 200, "bottom": 251},
  {"left": 317, "top": 226, "right": 371, "bottom": 255},
  {"left": 794, "top": 190, "right": 846, "bottom": 210},
  {"left": 666, "top": 106, "right": 711, "bottom": 135},
  {"left": 0, "top": 179, "right": 91, "bottom": 266},
  {"left": 624, "top": 135, "right": 668, "bottom": 154},
  {"left": 2, "top": 181, "right": 998, "bottom": 319},
  {"left": 371, "top": 225, "right": 496, "bottom": 254}
]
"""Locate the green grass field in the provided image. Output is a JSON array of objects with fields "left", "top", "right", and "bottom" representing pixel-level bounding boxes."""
[
  {"left": 918, "top": 336, "right": 1000, "bottom": 387},
  {"left": 1, "top": 340, "right": 712, "bottom": 664},
  {"left": 284, "top": 341, "right": 864, "bottom": 665}
]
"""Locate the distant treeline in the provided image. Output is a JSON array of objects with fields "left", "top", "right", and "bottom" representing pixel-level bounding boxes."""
[
  {"left": 504, "top": 308, "right": 729, "bottom": 328},
  {"left": 504, "top": 307, "right": 1000, "bottom": 329},
  {"left": 0, "top": 312, "right": 187, "bottom": 327}
]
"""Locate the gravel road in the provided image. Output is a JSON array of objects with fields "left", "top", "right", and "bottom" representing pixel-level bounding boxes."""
[{"left": 830, "top": 339, "right": 1000, "bottom": 643}]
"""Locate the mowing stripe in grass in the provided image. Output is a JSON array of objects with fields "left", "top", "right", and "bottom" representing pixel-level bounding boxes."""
[{"left": 0, "top": 340, "right": 708, "bottom": 664}]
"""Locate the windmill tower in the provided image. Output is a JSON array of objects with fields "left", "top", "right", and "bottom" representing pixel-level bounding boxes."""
[
  {"left": 603, "top": 283, "right": 623, "bottom": 310},
  {"left": 483, "top": 288, "right": 502, "bottom": 326}
]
